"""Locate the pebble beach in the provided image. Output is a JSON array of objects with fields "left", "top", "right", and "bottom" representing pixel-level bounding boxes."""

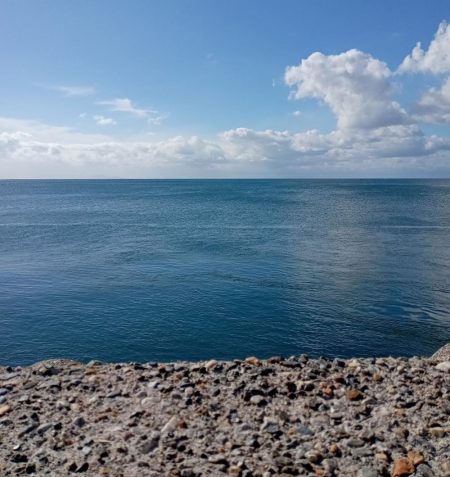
[{"left": 0, "top": 345, "right": 449, "bottom": 477}]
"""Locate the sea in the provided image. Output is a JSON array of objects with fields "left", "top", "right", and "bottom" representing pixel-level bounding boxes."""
[{"left": 1, "top": 179, "right": 449, "bottom": 366}]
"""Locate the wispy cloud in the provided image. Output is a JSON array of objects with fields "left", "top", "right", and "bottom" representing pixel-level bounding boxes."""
[
  {"left": 54, "top": 85, "right": 95, "bottom": 97},
  {"left": 206, "top": 52, "right": 218, "bottom": 65},
  {"left": 93, "top": 115, "right": 116, "bottom": 126},
  {"left": 97, "top": 97, "right": 168, "bottom": 124}
]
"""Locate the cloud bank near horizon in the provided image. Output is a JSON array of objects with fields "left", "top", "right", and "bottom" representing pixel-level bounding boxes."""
[{"left": 2, "top": 21, "right": 450, "bottom": 178}]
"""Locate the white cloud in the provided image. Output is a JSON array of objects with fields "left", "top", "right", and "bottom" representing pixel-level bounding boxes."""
[
  {"left": 285, "top": 49, "right": 409, "bottom": 129},
  {"left": 1, "top": 117, "right": 449, "bottom": 178},
  {"left": 291, "top": 110, "right": 302, "bottom": 117},
  {"left": 54, "top": 85, "right": 95, "bottom": 97},
  {"left": 399, "top": 21, "right": 450, "bottom": 74},
  {"left": 93, "top": 115, "right": 117, "bottom": 126},
  {"left": 413, "top": 77, "right": 450, "bottom": 123},
  {"left": 97, "top": 97, "right": 167, "bottom": 124}
]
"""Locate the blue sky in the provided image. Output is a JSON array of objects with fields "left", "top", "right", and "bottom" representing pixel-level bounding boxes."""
[{"left": 1, "top": 1, "right": 450, "bottom": 177}]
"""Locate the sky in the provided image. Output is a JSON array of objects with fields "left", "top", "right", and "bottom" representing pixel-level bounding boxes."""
[{"left": 1, "top": 0, "right": 450, "bottom": 178}]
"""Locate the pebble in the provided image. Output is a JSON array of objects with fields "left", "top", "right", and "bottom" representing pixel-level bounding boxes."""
[
  {"left": 296, "top": 424, "right": 313, "bottom": 436},
  {"left": 36, "top": 423, "right": 53, "bottom": 434},
  {"left": 392, "top": 457, "right": 415, "bottom": 477},
  {"left": 161, "top": 416, "right": 178, "bottom": 434},
  {"left": 141, "top": 397, "right": 155, "bottom": 408},
  {"left": 0, "top": 404, "right": 11, "bottom": 416},
  {"left": 72, "top": 416, "right": 86, "bottom": 427},
  {"left": 245, "top": 356, "right": 260, "bottom": 365},
  {"left": 346, "top": 389, "right": 364, "bottom": 401},
  {"left": 435, "top": 361, "right": 450, "bottom": 372},
  {"left": 205, "top": 360, "right": 218, "bottom": 370},
  {"left": 0, "top": 373, "right": 18, "bottom": 381},
  {"left": 347, "top": 437, "right": 365, "bottom": 447},
  {"left": 261, "top": 418, "right": 280, "bottom": 433}
]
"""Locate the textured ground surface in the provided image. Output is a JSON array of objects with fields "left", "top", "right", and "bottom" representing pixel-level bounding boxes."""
[{"left": 0, "top": 352, "right": 449, "bottom": 477}]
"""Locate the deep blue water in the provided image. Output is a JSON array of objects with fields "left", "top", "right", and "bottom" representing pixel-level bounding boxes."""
[{"left": 0, "top": 179, "right": 449, "bottom": 366}]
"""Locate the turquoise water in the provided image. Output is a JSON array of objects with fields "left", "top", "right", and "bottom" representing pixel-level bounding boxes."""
[{"left": 0, "top": 179, "right": 449, "bottom": 365}]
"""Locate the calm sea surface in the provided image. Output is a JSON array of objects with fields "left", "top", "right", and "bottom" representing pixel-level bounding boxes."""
[{"left": 1, "top": 179, "right": 449, "bottom": 365}]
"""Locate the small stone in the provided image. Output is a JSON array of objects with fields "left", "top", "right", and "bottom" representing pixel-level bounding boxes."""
[
  {"left": 86, "top": 360, "right": 103, "bottom": 367},
  {"left": 346, "top": 389, "right": 364, "bottom": 401},
  {"left": 305, "top": 449, "right": 321, "bottom": 463},
  {"left": 429, "top": 427, "right": 448, "bottom": 438},
  {"left": 375, "top": 452, "right": 389, "bottom": 462},
  {"left": 407, "top": 450, "right": 425, "bottom": 466},
  {"left": 250, "top": 395, "right": 265, "bottom": 405},
  {"left": 392, "top": 457, "right": 415, "bottom": 477},
  {"left": 141, "top": 397, "right": 155, "bottom": 408},
  {"left": 37, "top": 423, "right": 53, "bottom": 434},
  {"left": 245, "top": 356, "right": 260, "bottom": 365},
  {"left": 208, "top": 455, "right": 229, "bottom": 465},
  {"left": 140, "top": 432, "right": 160, "bottom": 453},
  {"left": 373, "top": 372, "right": 383, "bottom": 381},
  {"left": 106, "top": 391, "right": 121, "bottom": 398},
  {"left": 177, "top": 419, "right": 187, "bottom": 429},
  {"left": 261, "top": 418, "right": 280, "bottom": 433},
  {"left": 329, "top": 444, "right": 340, "bottom": 455},
  {"left": 161, "top": 416, "right": 178, "bottom": 434},
  {"left": 347, "top": 359, "right": 360, "bottom": 368},
  {"left": 322, "top": 386, "right": 334, "bottom": 397},
  {"left": 72, "top": 416, "right": 86, "bottom": 427},
  {"left": 441, "top": 460, "right": 450, "bottom": 476},
  {"left": 0, "top": 404, "right": 11, "bottom": 416},
  {"left": 0, "top": 388, "right": 9, "bottom": 396},
  {"left": 81, "top": 446, "right": 92, "bottom": 455},
  {"left": 296, "top": 424, "right": 313, "bottom": 436},
  {"left": 346, "top": 438, "right": 365, "bottom": 448},
  {"left": 180, "top": 470, "right": 194, "bottom": 477},
  {"left": 205, "top": 359, "right": 218, "bottom": 369},
  {"left": 0, "top": 372, "right": 18, "bottom": 381},
  {"left": 435, "top": 361, "right": 450, "bottom": 372}
]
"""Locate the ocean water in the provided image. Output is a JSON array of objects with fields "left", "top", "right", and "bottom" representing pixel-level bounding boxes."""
[{"left": 0, "top": 179, "right": 449, "bottom": 366}]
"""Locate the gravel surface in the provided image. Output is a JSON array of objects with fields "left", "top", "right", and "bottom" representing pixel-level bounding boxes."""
[{"left": 0, "top": 347, "right": 449, "bottom": 477}]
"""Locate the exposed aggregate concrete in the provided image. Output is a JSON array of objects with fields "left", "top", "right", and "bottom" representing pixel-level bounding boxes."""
[{"left": 0, "top": 348, "right": 449, "bottom": 477}]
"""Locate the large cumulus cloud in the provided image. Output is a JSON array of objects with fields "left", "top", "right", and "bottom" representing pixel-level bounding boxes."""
[{"left": 285, "top": 49, "right": 409, "bottom": 129}]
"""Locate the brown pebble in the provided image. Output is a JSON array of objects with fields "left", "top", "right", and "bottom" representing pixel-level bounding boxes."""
[
  {"left": 346, "top": 389, "right": 364, "bottom": 401},
  {"left": 329, "top": 444, "right": 339, "bottom": 455},
  {"left": 392, "top": 457, "right": 415, "bottom": 477},
  {"left": 0, "top": 404, "right": 11, "bottom": 416},
  {"left": 177, "top": 419, "right": 187, "bottom": 429},
  {"left": 245, "top": 356, "right": 260, "bottom": 365},
  {"left": 407, "top": 450, "right": 424, "bottom": 466},
  {"left": 373, "top": 372, "right": 383, "bottom": 381}
]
